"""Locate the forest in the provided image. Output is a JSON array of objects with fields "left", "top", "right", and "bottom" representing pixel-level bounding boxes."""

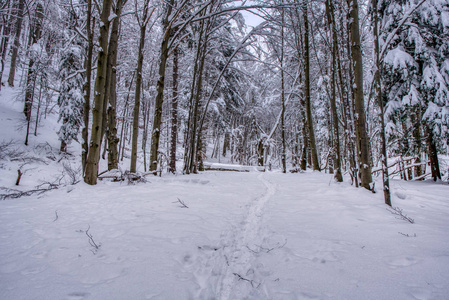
[
  {"left": 1, "top": 1, "right": 449, "bottom": 298},
  {"left": 1, "top": 0, "right": 448, "bottom": 198}
]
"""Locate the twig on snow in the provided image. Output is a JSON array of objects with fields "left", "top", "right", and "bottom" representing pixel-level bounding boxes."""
[
  {"left": 246, "top": 240, "right": 287, "bottom": 254},
  {"left": 53, "top": 210, "right": 58, "bottom": 222},
  {"left": 233, "top": 273, "right": 260, "bottom": 288},
  {"left": 86, "top": 225, "right": 101, "bottom": 253},
  {"left": 398, "top": 232, "right": 416, "bottom": 237},
  {"left": 387, "top": 206, "right": 415, "bottom": 224},
  {"left": 16, "top": 169, "right": 23, "bottom": 186},
  {"left": 174, "top": 197, "right": 189, "bottom": 208}
]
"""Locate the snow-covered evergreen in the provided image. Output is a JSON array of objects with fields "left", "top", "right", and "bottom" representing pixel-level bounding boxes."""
[{"left": 57, "top": 44, "right": 85, "bottom": 152}]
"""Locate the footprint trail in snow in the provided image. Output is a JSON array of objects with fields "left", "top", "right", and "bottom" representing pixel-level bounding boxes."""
[{"left": 189, "top": 172, "right": 277, "bottom": 300}]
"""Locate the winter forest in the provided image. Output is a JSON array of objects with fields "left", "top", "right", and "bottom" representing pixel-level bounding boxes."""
[{"left": 1, "top": 0, "right": 449, "bottom": 299}]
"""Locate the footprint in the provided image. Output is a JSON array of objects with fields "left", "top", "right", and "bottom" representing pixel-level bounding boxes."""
[
  {"left": 64, "top": 292, "right": 90, "bottom": 300},
  {"left": 20, "top": 266, "right": 46, "bottom": 275},
  {"left": 386, "top": 256, "right": 419, "bottom": 268},
  {"left": 395, "top": 192, "right": 407, "bottom": 200},
  {"left": 408, "top": 287, "right": 432, "bottom": 300}
]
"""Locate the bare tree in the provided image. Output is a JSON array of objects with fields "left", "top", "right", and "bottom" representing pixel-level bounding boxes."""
[
  {"left": 372, "top": 0, "right": 390, "bottom": 204},
  {"left": 347, "top": 0, "right": 372, "bottom": 190},
  {"left": 130, "top": 0, "right": 152, "bottom": 173},
  {"left": 148, "top": 0, "right": 175, "bottom": 172},
  {"left": 84, "top": 0, "right": 113, "bottom": 185},
  {"left": 7, "top": 0, "right": 25, "bottom": 87},
  {"left": 303, "top": 0, "right": 320, "bottom": 171}
]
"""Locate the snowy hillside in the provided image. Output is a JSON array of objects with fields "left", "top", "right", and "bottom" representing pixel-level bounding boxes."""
[{"left": 1, "top": 85, "right": 449, "bottom": 300}]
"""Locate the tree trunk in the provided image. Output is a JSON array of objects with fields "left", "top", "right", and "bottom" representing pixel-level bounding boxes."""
[
  {"left": 107, "top": 0, "right": 126, "bottom": 171},
  {"left": 426, "top": 127, "right": 441, "bottom": 181},
  {"left": 187, "top": 39, "right": 207, "bottom": 174},
  {"left": 186, "top": 18, "right": 209, "bottom": 174},
  {"left": 169, "top": 47, "right": 179, "bottom": 173},
  {"left": 303, "top": 0, "right": 320, "bottom": 171},
  {"left": 23, "top": 3, "right": 44, "bottom": 120},
  {"left": 0, "top": 0, "right": 13, "bottom": 90},
  {"left": 130, "top": 3, "right": 150, "bottom": 173},
  {"left": 325, "top": 0, "right": 343, "bottom": 182},
  {"left": 411, "top": 107, "right": 423, "bottom": 177},
  {"left": 7, "top": 0, "right": 25, "bottom": 87},
  {"left": 280, "top": 10, "right": 286, "bottom": 173},
  {"left": 223, "top": 132, "right": 229, "bottom": 157},
  {"left": 373, "top": 0, "right": 391, "bottom": 205},
  {"left": 82, "top": 0, "right": 93, "bottom": 174},
  {"left": 84, "top": 0, "right": 113, "bottom": 185},
  {"left": 149, "top": 0, "right": 174, "bottom": 172},
  {"left": 347, "top": 0, "right": 373, "bottom": 190}
]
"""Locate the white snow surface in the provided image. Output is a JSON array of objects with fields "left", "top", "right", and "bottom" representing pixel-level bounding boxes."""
[{"left": 1, "top": 171, "right": 448, "bottom": 300}]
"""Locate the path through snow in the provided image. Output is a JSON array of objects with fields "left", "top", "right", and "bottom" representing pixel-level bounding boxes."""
[{"left": 187, "top": 173, "right": 277, "bottom": 299}]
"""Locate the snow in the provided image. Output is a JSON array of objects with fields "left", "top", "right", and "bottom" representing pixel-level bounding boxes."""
[
  {"left": 384, "top": 47, "right": 416, "bottom": 78},
  {"left": 1, "top": 170, "right": 448, "bottom": 299}
]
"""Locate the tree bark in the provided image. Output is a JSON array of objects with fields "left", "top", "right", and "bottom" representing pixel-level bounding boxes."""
[
  {"left": 0, "top": 0, "right": 13, "bottom": 90},
  {"left": 82, "top": 0, "right": 93, "bottom": 174},
  {"left": 7, "top": 0, "right": 25, "bottom": 87},
  {"left": 186, "top": 16, "right": 209, "bottom": 174},
  {"left": 280, "top": 9, "right": 286, "bottom": 173},
  {"left": 325, "top": 0, "right": 343, "bottom": 182},
  {"left": 107, "top": 0, "right": 127, "bottom": 171},
  {"left": 169, "top": 47, "right": 179, "bottom": 173},
  {"left": 84, "top": 0, "right": 113, "bottom": 185},
  {"left": 303, "top": 0, "right": 320, "bottom": 171},
  {"left": 149, "top": 0, "right": 174, "bottom": 172},
  {"left": 347, "top": 0, "right": 373, "bottom": 190},
  {"left": 130, "top": 2, "right": 150, "bottom": 173},
  {"left": 426, "top": 127, "right": 441, "bottom": 181},
  {"left": 23, "top": 3, "right": 44, "bottom": 122},
  {"left": 373, "top": 0, "right": 391, "bottom": 205}
]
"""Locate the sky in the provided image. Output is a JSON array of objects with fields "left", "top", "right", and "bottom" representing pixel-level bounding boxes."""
[{"left": 236, "top": 0, "right": 265, "bottom": 27}]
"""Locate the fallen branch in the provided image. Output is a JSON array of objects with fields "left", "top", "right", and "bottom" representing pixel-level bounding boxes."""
[
  {"left": 246, "top": 240, "right": 287, "bottom": 254},
  {"left": 174, "top": 197, "right": 189, "bottom": 208},
  {"left": 15, "top": 169, "right": 23, "bottom": 186},
  {"left": 53, "top": 210, "right": 59, "bottom": 222},
  {"left": 398, "top": 232, "right": 416, "bottom": 237},
  {"left": 387, "top": 206, "right": 414, "bottom": 224},
  {"left": 0, "top": 185, "right": 58, "bottom": 200},
  {"left": 233, "top": 273, "right": 260, "bottom": 288},
  {"left": 86, "top": 225, "right": 101, "bottom": 254}
]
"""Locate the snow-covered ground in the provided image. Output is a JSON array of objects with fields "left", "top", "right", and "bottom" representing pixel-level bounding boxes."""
[
  {"left": 1, "top": 78, "right": 449, "bottom": 300},
  {"left": 0, "top": 169, "right": 448, "bottom": 300}
]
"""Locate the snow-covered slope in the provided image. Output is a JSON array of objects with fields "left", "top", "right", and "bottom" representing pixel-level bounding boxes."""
[{"left": 0, "top": 170, "right": 448, "bottom": 300}]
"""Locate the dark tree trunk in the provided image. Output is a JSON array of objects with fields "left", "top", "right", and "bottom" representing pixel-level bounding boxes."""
[
  {"left": 187, "top": 33, "right": 207, "bottom": 174},
  {"left": 373, "top": 0, "right": 391, "bottom": 205},
  {"left": 411, "top": 108, "right": 423, "bottom": 177},
  {"left": 23, "top": 3, "right": 44, "bottom": 122},
  {"left": 84, "top": 0, "right": 113, "bottom": 185},
  {"left": 348, "top": 0, "right": 373, "bottom": 190},
  {"left": 169, "top": 47, "right": 179, "bottom": 173},
  {"left": 426, "top": 128, "right": 441, "bottom": 181},
  {"left": 0, "top": 0, "right": 13, "bottom": 90},
  {"left": 325, "top": 0, "right": 343, "bottom": 182},
  {"left": 280, "top": 10, "right": 286, "bottom": 173},
  {"left": 130, "top": 1, "right": 150, "bottom": 173},
  {"left": 7, "top": 0, "right": 25, "bottom": 87},
  {"left": 303, "top": 0, "right": 320, "bottom": 171},
  {"left": 223, "top": 131, "right": 230, "bottom": 157},
  {"left": 149, "top": 0, "right": 174, "bottom": 172},
  {"left": 82, "top": 0, "right": 93, "bottom": 174},
  {"left": 107, "top": 0, "right": 127, "bottom": 171}
]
